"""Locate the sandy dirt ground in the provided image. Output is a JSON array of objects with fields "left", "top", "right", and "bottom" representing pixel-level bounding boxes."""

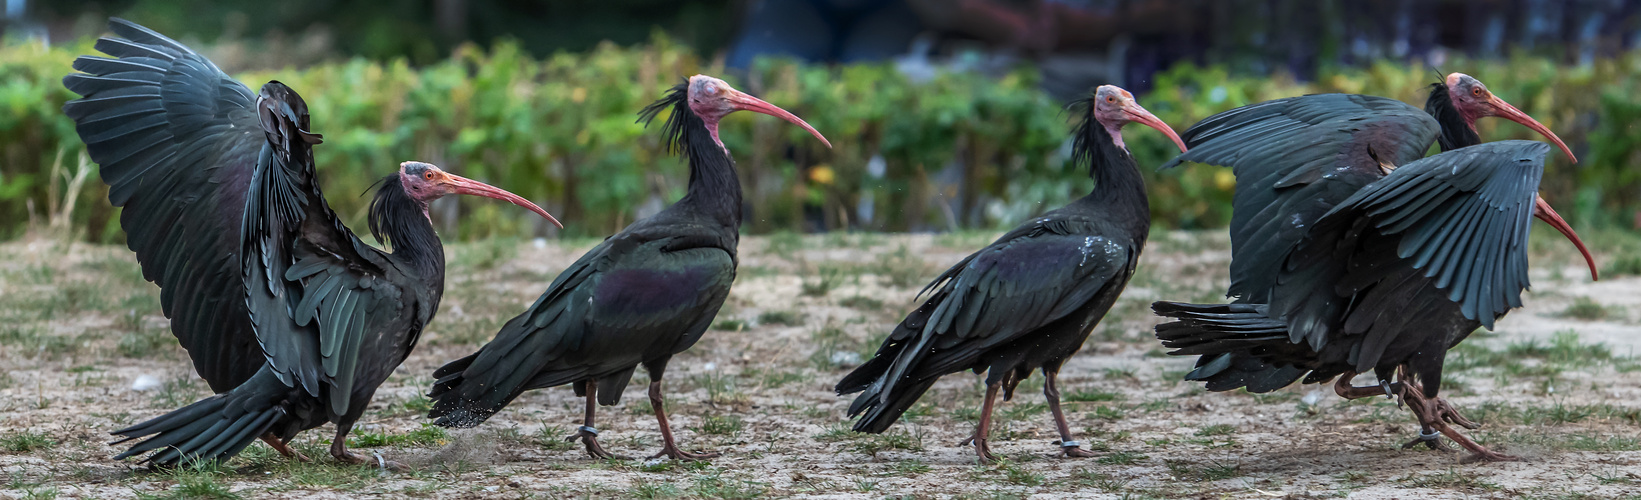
[{"left": 1, "top": 230, "right": 1638, "bottom": 499}]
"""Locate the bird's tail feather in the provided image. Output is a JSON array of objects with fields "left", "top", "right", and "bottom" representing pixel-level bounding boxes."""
[
  {"left": 845, "top": 377, "right": 938, "bottom": 434},
  {"left": 112, "top": 369, "right": 290, "bottom": 467},
  {"left": 1152, "top": 301, "right": 1308, "bottom": 393}
]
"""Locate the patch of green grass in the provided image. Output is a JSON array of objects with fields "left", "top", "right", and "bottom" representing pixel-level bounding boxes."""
[
  {"left": 838, "top": 295, "right": 883, "bottom": 310},
  {"left": 815, "top": 422, "right": 857, "bottom": 442},
  {"left": 1558, "top": 297, "right": 1612, "bottom": 320},
  {"left": 801, "top": 266, "right": 846, "bottom": 297},
  {"left": 533, "top": 424, "right": 578, "bottom": 451},
  {"left": 1073, "top": 469, "right": 1128, "bottom": 492},
  {"left": 1097, "top": 450, "right": 1146, "bottom": 465},
  {"left": 1000, "top": 463, "right": 1043, "bottom": 485},
  {"left": 688, "top": 371, "right": 748, "bottom": 406},
  {"left": 872, "top": 245, "right": 931, "bottom": 288},
  {"left": 347, "top": 424, "right": 448, "bottom": 448},
  {"left": 1194, "top": 424, "right": 1235, "bottom": 437},
  {"left": 756, "top": 310, "right": 804, "bottom": 327},
  {"left": 0, "top": 431, "right": 55, "bottom": 453},
  {"left": 849, "top": 429, "right": 924, "bottom": 456},
  {"left": 711, "top": 318, "right": 747, "bottom": 331},
  {"left": 1603, "top": 254, "right": 1641, "bottom": 277},
  {"left": 153, "top": 375, "right": 207, "bottom": 410},
  {"left": 699, "top": 415, "right": 744, "bottom": 436},
  {"left": 887, "top": 459, "right": 930, "bottom": 475},
  {"left": 1063, "top": 389, "right": 1121, "bottom": 402},
  {"left": 1165, "top": 459, "right": 1241, "bottom": 481},
  {"left": 687, "top": 471, "right": 767, "bottom": 499},
  {"left": 628, "top": 482, "right": 683, "bottom": 499},
  {"left": 117, "top": 324, "right": 174, "bottom": 358},
  {"left": 453, "top": 237, "right": 520, "bottom": 271}
]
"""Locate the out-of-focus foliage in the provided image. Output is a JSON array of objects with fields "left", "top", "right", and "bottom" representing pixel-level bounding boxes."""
[{"left": 1, "top": 35, "right": 1637, "bottom": 242}]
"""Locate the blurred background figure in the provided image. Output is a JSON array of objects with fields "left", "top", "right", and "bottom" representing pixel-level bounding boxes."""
[
  {"left": 3, "top": 0, "right": 1640, "bottom": 239},
  {"left": 20, "top": 1, "right": 1641, "bottom": 92}
]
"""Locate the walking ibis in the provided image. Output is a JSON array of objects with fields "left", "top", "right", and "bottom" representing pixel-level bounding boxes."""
[
  {"left": 63, "top": 19, "right": 558, "bottom": 467},
  {"left": 1151, "top": 76, "right": 1596, "bottom": 462},
  {"left": 835, "top": 86, "right": 1186, "bottom": 463},
  {"left": 427, "top": 75, "right": 830, "bottom": 460}
]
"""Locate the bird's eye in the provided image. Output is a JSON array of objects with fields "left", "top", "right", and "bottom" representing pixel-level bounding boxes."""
[
  {"left": 424, "top": 172, "right": 435, "bottom": 180},
  {"left": 1105, "top": 96, "right": 1115, "bottom": 103},
  {"left": 1471, "top": 87, "right": 1483, "bottom": 97}
]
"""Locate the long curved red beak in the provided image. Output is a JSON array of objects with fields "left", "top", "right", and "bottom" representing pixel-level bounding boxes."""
[
  {"left": 728, "top": 91, "right": 832, "bottom": 149},
  {"left": 1534, "top": 195, "right": 1597, "bottom": 281},
  {"left": 445, "top": 174, "right": 564, "bottom": 229},
  {"left": 1490, "top": 96, "right": 1577, "bottom": 164},
  {"left": 1125, "top": 105, "right": 1188, "bottom": 153}
]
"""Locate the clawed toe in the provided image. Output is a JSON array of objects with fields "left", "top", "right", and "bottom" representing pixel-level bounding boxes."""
[{"left": 649, "top": 446, "right": 719, "bottom": 461}]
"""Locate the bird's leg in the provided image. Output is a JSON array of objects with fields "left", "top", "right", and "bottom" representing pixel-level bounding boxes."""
[
  {"left": 1043, "top": 371, "right": 1096, "bottom": 458},
  {"left": 563, "top": 378, "right": 624, "bottom": 460},
  {"left": 958, "top": 381, "right": 1003, "bottom": 464},
  {"left": 260, "top": 433, "right": 309, "bottom": 462},
  {"left": 1333, "top": 371, "right": 1398, "bottom": 400},
  {"left": 1394, "top": 381, "right": 1516, "bottom": 463},
  {"left": 329, "top": 425, "right": 408, "bottom": 471},
  {"left": 647, "top": 379, "right": 719, "bottom": 461}
]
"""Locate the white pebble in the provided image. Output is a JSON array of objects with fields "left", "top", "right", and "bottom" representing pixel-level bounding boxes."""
[
  {"left": 702, "top": 362, "right": 717, "bottom": 371},
  {"left": 533, "top": 238, "right": 547, "bottom": 249},
  {"left": 1302, "top": 389, "right": 1323, "bottom": 406},
  {"left": 131, "top": 374, "right": 161, "bottom": 392}
]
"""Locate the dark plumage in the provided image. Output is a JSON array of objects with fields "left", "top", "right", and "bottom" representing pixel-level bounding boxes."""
[
  {"left": 63, "top": 19, "right": 555, "bottom": 468},
  {"left": 428, "top": 75, "right": 829, "bottom": 461},
  {"left": 836, "top": 86, "right": 1186, "bottom": 463},
  {"left": 1152, "top": 74, "right": 1594, "bottom": 462}
]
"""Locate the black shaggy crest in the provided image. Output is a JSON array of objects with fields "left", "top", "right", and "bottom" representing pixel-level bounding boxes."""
[
  {"left": 637, "top": 80, "right": 699, "bottom": 156},
  {"left": 1065, "top": 93, "right": 1127, "bottom": 181},
  {"left": 367, "top": 174, "right": 435, "bottom": 252},
  {"left": 1425, "top": 83, "right": 1480, "bottom": 151}
]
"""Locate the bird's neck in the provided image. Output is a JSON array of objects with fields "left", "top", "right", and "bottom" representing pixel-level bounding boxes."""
[
  {"left": 1425, "top": 84, "right": 1482, "bottom": 151},
  {"left": 368, "top": 176, "right": 447, "bottom": 278},
  {"left": 675, "top": 117, "right": 743, "bottom": 227},
  {"left": 1074, "top": 125, "right": 1150, "bottom": 231}
]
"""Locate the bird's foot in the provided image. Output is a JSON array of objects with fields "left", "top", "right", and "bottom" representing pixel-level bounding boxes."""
[
  {"left": 1400, "top": 428, "right": 1457, "bottom": 452},
  {"left": 961, "top": 436, "right": 1000, "bottom": 464},
  {"left": 648, "top": 443, "right": 719, "bottom": 461},
  {"left": 1459, "top": 447, "right": 1520, "bottom": 464},
  {"left": 563, "top": 426, "right": 626, "bottom": 460},
  {"left": 331, "top": 449, "right": 408, "bottom": 472},
  {"left": 1056, "top": 439, "right": 1096, "bottom": 459},
  {"left": 1431, "top": 397, "right": 1482, "bottom": 430},
  {"left": 1056, "top": 440, "right": 1098, "bottom": 458},
  {"left": 260, "top": 434, "right": 311, "bottom": 463}
]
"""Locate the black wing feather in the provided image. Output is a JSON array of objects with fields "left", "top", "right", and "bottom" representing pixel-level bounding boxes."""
[
  {"left": 62, "top": 18, "right": 263, "bottom": 391},
  {"left": 1163, "top": 94, "right": 1440, "bottom": 303},
  {"left": 1271, "top": 141, "right": 1550, "bottom": 368}
]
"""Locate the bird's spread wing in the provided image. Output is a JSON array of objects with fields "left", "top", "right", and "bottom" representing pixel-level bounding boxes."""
[
  {"left": 62, "top": 18, "right": 264, "bottom": 391},
  {"left": 240, "top": 82, "right": 397, "bottom": 416},
  {"left": 877, "top": 218, "right": 1134, "bottom": 391},
  {"left": 1164, "top": 94, "right": 1439, "bottom": 302},
  {"left": 1273, "top": 141, "right": 1550, "bottom": 366}
]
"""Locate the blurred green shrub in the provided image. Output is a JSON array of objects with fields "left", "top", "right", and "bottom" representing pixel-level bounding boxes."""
[{"left": 1, "top": 35, "right": 1637, "bottom": 241}]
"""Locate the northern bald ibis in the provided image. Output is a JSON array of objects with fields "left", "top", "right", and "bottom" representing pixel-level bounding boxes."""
[
  {"left": 836, "top": 86, "right": 1186, "bottom": 463},
  {"left": 1153, "top": 77, "right": 1596, "bottom": 462},
  {"left": 427, "top": 76, "right": 830, "bottom": 461},
  {"left": 62, "top": 19, "right": 558, "bottom": 468}
]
